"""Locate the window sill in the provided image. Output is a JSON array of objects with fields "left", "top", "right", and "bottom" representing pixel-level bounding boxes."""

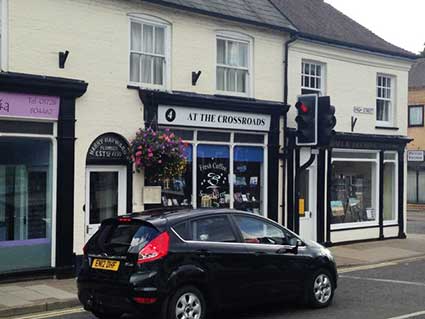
[
  {"left": 330, "top": 222, "right": 379, "bottom": 231},
  {"left": 215, "top": 90, "right": 252, "bottom": 100},
  {"left": 127, "top": 83, "right": 168, "bottom": 91},
  {"left": 375, "top": 126, "right": 399, "bottom": 131},
  {"left": 408, "top": 124, "right": 424, "bottom": 128}
]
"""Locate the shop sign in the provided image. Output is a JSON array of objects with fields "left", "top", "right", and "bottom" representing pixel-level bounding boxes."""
[
  {"left": 353, "top": 106, "right": 374, "bottom": 115},
  {"left": 87, "top": 133, "right": 130, "bottom": 163},
  {"left": 158, "top": 105, "right": 271, "bottom": 132},
  {"left": 408, "top": 150, "right": 424, "bottom": 162},
  {"left": 0, "top": 92, "right": 60, "bottom": 120}
]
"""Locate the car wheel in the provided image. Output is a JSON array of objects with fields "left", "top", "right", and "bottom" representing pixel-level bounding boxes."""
[
  {"left": 92, "top": 311, "right": 122, "bottom": 319},
  {"left": 307, "top": 269, "right": 334, "bottom": 308},
  {"left": 167, "top": 286, "right": 206, "bottom": 319}
]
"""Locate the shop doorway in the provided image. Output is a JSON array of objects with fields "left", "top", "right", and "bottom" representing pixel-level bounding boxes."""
[
  {"left": 85, "top": 166, "right": 127, "bottom": 240},
  {"left": 299, "top": 152, "right": 317, "bottom": 241}
]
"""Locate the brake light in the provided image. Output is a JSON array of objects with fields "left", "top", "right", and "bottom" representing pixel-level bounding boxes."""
[
  {"left": 118, "top": 217, "right": 132, "bottom": 222},
  {"left": 83, "top": 244, "right": 88, "bottom": 255},
  {"left": 133, "top": 297, "right": 157, "bottom": 304},
  {"left": 137, "top": 232, "right": 169, "bottom": 264}
]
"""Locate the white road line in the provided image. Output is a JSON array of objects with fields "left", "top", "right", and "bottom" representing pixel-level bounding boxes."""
[
  {"left": 340, "top": 275, "right": 425, "bottom": 287},
  {"left": 386, "top": 310, "right": 425, "bottom": 319},
  {"left": 11, "top": 307, "right": 85, "bottom": 319},
  {"left": 338, "top": 262, "right": 397, "bottom": 273}
]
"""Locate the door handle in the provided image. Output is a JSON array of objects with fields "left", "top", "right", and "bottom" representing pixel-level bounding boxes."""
[{"left": 197, "top": 249, "right": 210, "bottom": 258}]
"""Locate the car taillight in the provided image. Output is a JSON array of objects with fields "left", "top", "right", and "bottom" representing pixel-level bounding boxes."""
[
  {"left": 137, "top": 232, "right": 169, "bottom": 264},
  {"left": 83, "top": 244, "right": 88, "bottom": 255},
  {"left": 133, "top": 297, "right": 157, "bottom": 304}
]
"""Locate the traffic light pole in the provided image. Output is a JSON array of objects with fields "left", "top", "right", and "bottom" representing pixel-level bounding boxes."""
[{"left": 294, "top": 148, "right": 316, "bottom": 234}]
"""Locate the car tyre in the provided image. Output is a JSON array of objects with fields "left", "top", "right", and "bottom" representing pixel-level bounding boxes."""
[
  {"left": 307, "top": 269, "right": 334, "bottom": 308},
  {"left": 166, "top": 286, "right": 206, "bottom": 319}
]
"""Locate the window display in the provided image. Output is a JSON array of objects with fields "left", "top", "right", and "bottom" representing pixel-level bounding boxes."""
[
  {"left": 383, "top": 152, "right": 397, "bottom": 221},
  {"left": 331, "top": 152, "right": 378, "bottom": 225},
  {"left": 233, "top": 146, "right": 264, "bottom": 215}
]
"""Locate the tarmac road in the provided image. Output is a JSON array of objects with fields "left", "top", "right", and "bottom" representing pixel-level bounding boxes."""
[{"left": 15, "top": 257, "right": 425, "bottom": 319}]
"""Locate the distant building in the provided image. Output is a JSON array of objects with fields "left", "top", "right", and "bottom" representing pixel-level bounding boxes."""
[{"left": 407, "top": 58, "right": 425, "bottom": 204}]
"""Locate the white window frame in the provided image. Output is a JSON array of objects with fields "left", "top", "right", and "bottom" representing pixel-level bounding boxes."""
[
  {"left": 128, "top": 13, "right": 171, "bottom": 90},
  {"left": 330, "top": 149, "right": 380, "bottom": 230},
  {"left": 301, "top": 60, "right": 325, "bottom": 95},
  {"left": 376, "top": 74, "right": 396, "bottom": 127},
  {"left": 383, "top": 151, "right": 398, "bottom": 225},
  {"left": 215, "top": 31, "right": 253, "bottom": 98},
  {"left": 0, "top": 0, "right": 9, "bottom": 71}
]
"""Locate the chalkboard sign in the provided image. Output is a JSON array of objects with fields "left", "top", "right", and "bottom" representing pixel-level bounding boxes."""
[{"left": 86, "top": 133, "right": 130, "bottom": 164}]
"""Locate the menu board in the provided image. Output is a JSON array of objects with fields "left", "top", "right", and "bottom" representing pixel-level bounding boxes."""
[{"left": 197, "top": 158, "right": 230, "bottom": 208}]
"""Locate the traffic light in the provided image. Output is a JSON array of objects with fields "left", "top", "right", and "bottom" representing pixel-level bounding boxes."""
[
  {"left": 318, "top": 96, "right": 337, "bottom": 146},
  {"left": 295, "top": 94, "right": 318, "bottom": 146}
]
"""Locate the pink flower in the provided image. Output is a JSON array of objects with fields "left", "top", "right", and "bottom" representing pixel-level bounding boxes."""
[
  {"left": 158, "top": 160, "right": 162, "bottom": 164},
  {"left": 148, "top": 153, "right": 153, "bottom": 158}
]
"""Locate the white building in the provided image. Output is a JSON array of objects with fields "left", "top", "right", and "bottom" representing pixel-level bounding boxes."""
[{"left": 0, "top": 0, "right": 416, "bottom": 278}]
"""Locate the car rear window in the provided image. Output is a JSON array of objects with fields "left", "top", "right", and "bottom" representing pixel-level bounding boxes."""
[{"left": 87, "top": 221, "right": 159, "bottom": 256}]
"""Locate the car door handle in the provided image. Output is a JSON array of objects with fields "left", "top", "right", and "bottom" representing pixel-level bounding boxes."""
[{"left": 196, "top": 249, "right": 210, "bottom": 258}]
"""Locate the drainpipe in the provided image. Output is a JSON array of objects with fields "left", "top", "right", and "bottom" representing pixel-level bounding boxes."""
[{"left": 282, "top": 34, "right": 297, "bottom": 227}]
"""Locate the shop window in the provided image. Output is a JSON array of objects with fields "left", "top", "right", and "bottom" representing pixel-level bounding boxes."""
[
  {"left": 383, "top": 152, "right": 398, "bottom": 222},
  {"left": 376, "top": 74, "right": 395, "bottom": 126},
  {"left": 233, "top": 146, "right": 264, "bottom": 215},
  {"left": 197, "top": 145, "right": 230, "bottom": 208},
  {"left": 129, "top": 15, "right": 170, "bottom": 88},
  {"left": 234, "top": 133, "right": 264, "bottom": 144},
  {"left": 301, "top": 61, "right": 324, "bottom": 95},
  {"left": 331, "top": 151, "right": 378, "bottom": 226},
  {"left": 408, "top": 105, "right": 424, "bottom": 127},
  {"left": 216, "top": 32, "right": 252, "bottom": 96},
  {"left": 197, "top": 131, "right": 230, "bottom": 142},
  {"left": 0, "top": 137, "right": 53, "bottom": 272}
]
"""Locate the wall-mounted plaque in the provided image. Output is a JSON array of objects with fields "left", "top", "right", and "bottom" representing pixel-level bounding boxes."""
[{"left": 86, "top": 133, "right": 130, "bottom": 164}]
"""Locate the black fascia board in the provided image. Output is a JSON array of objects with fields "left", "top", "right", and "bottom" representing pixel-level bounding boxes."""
[
  {"left": 139, "top": 89, "right": 289, "bottom": 116},
  {"left": 334, "top": 131, "right": 413, "bottom": 145},
  {"left": 0, "top": 71, "right": 88, "bottom": 97},
  {"left": 140, "top": 0, "right": 297, "bottom": 33},
  {"left": 298, "top": 33, "right": 418, "bottom": 60}
]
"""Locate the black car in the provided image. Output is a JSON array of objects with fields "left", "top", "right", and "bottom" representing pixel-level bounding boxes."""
[{"left": 78, "top": 209, "right": 338, "bottom": 319}]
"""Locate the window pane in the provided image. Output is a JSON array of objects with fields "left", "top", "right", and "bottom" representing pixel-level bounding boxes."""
[
  {"left": 191, "top": 216, "right": 236, "bottom": 242},
  {"left": 238, "top": 42, "right": 248, "bottom": 67},
  {"left": 234, "top": 133, "right": 265, "bottom": 144},
  {"left": 154, "top": 27, "right": 165, "bottom": 55},
  {"left": 89, "top": 172, "right": 118, "bottom": 224},
  {"left": 141, "top": 55, "right": 152, "bottom": 83},
  {"left": 217, "top": 67, "right": 226, "bottom": 91},
  {"left": 226, "top": 68, "right": 236, "bottom": 92},
  {"left": 227, "top": 41, "right": 238, "bottom": 66},
  {"left": 0, "top": 138, "right": 53, "bottom": 272},
  {"left": 197, "top": 131, "right": 230, "bottom": 142},
  {"left": 316, "top": 65, "right": 321, "bottom": 76},
  {"left": 331, "top": 160, "right": 376, "bottom": 224},
  {"left": 153, "top": 56, "right": 164, "bottom": 85},
  {"left": 142, "top": 24, "right": 154, "bottom": 53},
  {"left": 217, "top": 39, "right": 226, "bottom": 64},
  {"left": 234, "top": 146, "right": 264, "bottom": 215},
  {"left": 197, "top": 145, "right": 230, "bottom": 208},
  {"left": 383, "top": 162, "right": 396, "bottom": 221},
  {"left": 130, "top": 53, "right": 140, "bottom": 83},
  {"left": 236, "top": 70, "right": 247, "bottom": 93},
  {"left": 131, "top": 22, "right": 142, "bottom": 51},
  {"left": 376, "top": 100, "right": 390, "bottom": 122},
  {"left": 234, "top": 216, "right": 289, "bottom": 245},
  {"left": 409, "top": 106, "right": 423, "bottom": 126}
]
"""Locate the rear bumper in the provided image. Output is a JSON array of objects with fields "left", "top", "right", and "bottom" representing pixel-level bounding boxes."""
[{"left": 77, "top": 273, "right": 165, "bottom": 315}]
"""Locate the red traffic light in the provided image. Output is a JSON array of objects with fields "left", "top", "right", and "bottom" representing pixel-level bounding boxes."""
[{"left": 296, "top": 102, "right": 309, "bottom": 113}]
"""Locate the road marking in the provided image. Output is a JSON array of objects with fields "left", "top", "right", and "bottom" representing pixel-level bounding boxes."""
[
  {"left": 386, "top": 310, "right": 425, "bottom": 319},
  {"left": 340, "top": 275, "right": 425, "bottom": 287},
  {"left": 339, "top": 262, "right": 397, "bottom": 273},
  {"left": 11, "top": 307, "right": 85, "bottom": 319}
]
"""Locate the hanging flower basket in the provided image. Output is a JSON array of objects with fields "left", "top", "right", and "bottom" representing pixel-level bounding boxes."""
[{"left": 130, "top": 127, "right": 187, "bottom": 183}]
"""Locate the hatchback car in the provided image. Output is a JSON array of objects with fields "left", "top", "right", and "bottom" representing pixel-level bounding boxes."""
[{"left": 78, "top": 209, "right": 337, "bottom": 319}]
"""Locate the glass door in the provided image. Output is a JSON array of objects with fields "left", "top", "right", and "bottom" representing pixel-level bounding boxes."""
[{"left": 85, "top": 166, "right": 127, "bottom": 241}]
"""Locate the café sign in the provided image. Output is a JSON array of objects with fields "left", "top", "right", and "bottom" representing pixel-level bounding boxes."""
[
  {"left": 0, "top": 92, "right": 60, "bottom": 120},
  {"left": 158, "top": 105, "right": 271, "bottom": 132}
]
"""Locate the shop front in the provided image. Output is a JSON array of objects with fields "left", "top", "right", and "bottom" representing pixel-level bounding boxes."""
[
  {"left": 287, "top": 132, "right": 410, "bottom": 245},
  {"left": 0, "top": 72, "right": 87, "bottom": 278},
  {"left": 140, "top": 90, "right": 286, "bottom": 221}
]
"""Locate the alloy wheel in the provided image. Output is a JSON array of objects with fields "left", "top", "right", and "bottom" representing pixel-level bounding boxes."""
[
  {"left": 175, "top": 292, "right": 202, "bottom": 319},
  {"left": 313, "top": 273, "right": 332, "bottom": 304}
]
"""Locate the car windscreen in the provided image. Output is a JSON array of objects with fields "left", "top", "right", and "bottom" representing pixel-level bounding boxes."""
[{"left": 87, "top": 220, "right": 159, "bottom": 256}]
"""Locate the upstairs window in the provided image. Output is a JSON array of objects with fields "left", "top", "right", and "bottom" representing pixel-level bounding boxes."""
[
  {"left": 408, "top": 105, "right": 424, "bottom": 127},
  {"left": 376, "top": 74, "right": 395, "bottom": 126},
  {"left": 129, "top": 16, "right": 170, "bottom": 88},
  {"left": 301, "top": 61, "right": 324, "bottom": 95},
  {"left": 216, "top": 33, "right": 251, "bottom": 96}
]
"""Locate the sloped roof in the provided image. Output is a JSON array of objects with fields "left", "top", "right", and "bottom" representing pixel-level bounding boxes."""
[
  {"left": 271, "top": 0, "right": 417, "bottom": 59},
  {"left": 409, "top": 58, "right": 425, "bottom": 88},
  {"left": 141, "top": 0, "right": 297, "bottom": 32}
]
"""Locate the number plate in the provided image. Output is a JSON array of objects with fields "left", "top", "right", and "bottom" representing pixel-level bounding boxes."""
[{"left": 91, "top": 259, "right": 120, "bottom": 271}]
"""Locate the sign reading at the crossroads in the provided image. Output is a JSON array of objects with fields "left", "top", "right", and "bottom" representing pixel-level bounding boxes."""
[{"left": 158, "top": 105, "right": 271, "bottom": 132}]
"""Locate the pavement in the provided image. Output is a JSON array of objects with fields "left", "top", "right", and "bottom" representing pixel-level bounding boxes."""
[{"left": 1, "top": 211, "right": 425, "bottom": 318}]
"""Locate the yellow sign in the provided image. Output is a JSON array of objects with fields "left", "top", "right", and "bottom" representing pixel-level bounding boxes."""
[
  {"left": 299, "top": 198, "right": 305, "bottom": 217},
  {"left": 91, "top": 259, "right": 120, "bottom": 271}
]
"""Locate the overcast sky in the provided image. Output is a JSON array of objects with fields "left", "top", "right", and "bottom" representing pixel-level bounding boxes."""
[{"left": 325, "top": 0, "right": 424, "bottom": 55}]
